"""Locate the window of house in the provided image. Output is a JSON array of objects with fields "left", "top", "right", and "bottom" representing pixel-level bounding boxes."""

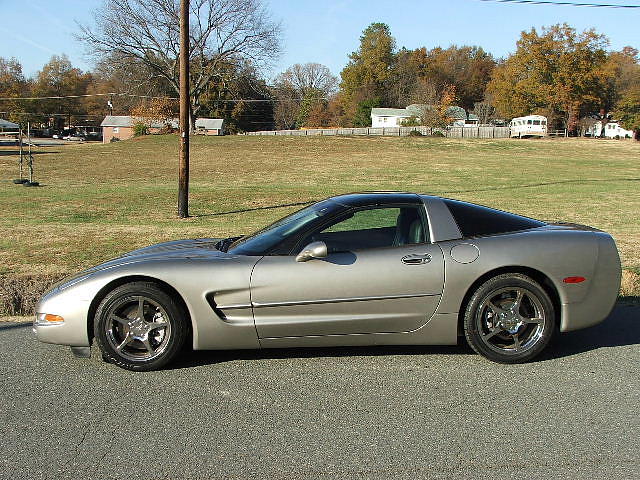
[{"left": 113, "top": 127, "right": 119, "bottom": 133}]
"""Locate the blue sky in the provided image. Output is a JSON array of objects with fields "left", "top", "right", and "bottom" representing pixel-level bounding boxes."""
[{"left": 0, "top": 0, "right": 638, "bottom": 80}]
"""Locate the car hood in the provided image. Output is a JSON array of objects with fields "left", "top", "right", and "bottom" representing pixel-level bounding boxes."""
[
  {"left": 51, "top": 239, "right": 230, "bottom": 292},
  {"left": 120, "top": 238, "right": 224, "bottom": 257}
]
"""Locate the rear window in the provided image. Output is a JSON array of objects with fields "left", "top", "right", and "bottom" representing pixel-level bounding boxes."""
[{"left": 443, "top": 199, "right": 545, "bottom": 238}]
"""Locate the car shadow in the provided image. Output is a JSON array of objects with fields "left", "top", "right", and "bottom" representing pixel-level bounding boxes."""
[
  {"left": 192, "top": 200, "right": 315, "bottom": 217},
  {"left": 0, "top": 150, "right": 58, "bottom": 156},
  {"left": 539, "top": 299, "right": 640, "bottom": 361},
  {"left": 169, "top": 300, "right": 640, "bottom": 370},
  {"left": 169, "top": 343, "right": 474, "bottom": 370},
  {"left": 0, "top": 322, "right": 32, "bottom": 331}
]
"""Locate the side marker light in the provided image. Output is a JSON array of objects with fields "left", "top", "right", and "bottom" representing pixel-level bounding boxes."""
[{"left": 563, "top": 276, "right": 586, "bottom": 284}]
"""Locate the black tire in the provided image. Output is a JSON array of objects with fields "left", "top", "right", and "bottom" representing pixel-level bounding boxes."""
[
  {"left": 94, "top": 281, "right": 188, "bottom": 371},
  {"left": 463, "top": 274, "right": 555, "bottom": 363}
]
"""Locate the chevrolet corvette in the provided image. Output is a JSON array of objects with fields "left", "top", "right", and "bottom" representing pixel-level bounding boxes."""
[{"left": 34, "top": 192, "right": 621, "bottom": 370}]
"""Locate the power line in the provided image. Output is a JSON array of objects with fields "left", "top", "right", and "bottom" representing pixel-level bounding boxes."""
[
  {"left": 0, "top": 112, "right": 104, "bottom": 117},
  {"left": 0, "top": 93, "right": 177, "bottom": 101},
  {"left": 0, "top": 92, "right": 325, "bottom": 102},
  {"left": 477, "top": 0, "right": 640, "bottom": 8}
]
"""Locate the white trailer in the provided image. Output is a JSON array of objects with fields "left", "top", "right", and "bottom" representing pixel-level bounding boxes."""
[{"left": 510, "top": 115, "right": 547, "bottom": 138}]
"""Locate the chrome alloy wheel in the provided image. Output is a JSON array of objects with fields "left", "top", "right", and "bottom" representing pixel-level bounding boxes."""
[
  {"left": 104, "top": 295, "right": 172, "bottom": 362},
  {"left": 475, "top": 287, "right": 546, "bottom": 355}
]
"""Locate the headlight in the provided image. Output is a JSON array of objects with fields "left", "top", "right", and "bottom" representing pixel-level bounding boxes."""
[{"left": 36, "top": 313, "right": 65, "bottom": 324}]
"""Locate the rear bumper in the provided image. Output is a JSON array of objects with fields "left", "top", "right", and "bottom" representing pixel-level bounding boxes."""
[{"left": 559, "top": 234, "right": 621, "bottom": 332}]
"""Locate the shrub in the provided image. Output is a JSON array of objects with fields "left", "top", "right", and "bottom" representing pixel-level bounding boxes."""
[
  {"left": 431, "top": 130, "right": 445, "bottom": 137},
  {"left": 408, "top": 129, "right": 423, "bottom": 137},
  {"left": 133, "top": 122, "right": 149, "bottom": 137},
  {"left": 401, "top": 117, "right": 421, "bottom": 127},
  {"left": 0, "top": 273, "right": 68, "bottom": 315}
]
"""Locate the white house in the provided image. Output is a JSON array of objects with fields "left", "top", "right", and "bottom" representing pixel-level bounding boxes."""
[
  {"left": 595, "top": 121, "right": 633, "bottom": 139},
  {"left": 370, "top": 104, "right": 467, "bottom": 127},
  {"left": 370, "top": 107, "right": 417, "bottom": 127},
  {"left": 195, "top": 118, "right": 224, "bottom": 135}
]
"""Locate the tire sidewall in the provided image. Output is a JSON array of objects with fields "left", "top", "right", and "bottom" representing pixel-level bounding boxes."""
[
  {"left": 464, "top": 274, "right": 556, "bottom": 363},
  {"left": 94, "top": 282, "right": 188, "bottom": 371}
]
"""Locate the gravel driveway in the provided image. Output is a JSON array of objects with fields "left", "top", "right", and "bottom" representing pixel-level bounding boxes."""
[{"left": 1, "top": 303, "right": 638, "bottom": 480}]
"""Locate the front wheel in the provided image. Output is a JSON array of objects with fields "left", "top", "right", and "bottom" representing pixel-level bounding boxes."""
[
  {"left": 463, "top": 274, "right": 556, "bottom": 363},
  {"left": 94, "top": 282, "right": 188, "bottom": 371}
]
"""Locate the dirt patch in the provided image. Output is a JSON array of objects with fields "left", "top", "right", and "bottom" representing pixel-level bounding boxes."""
[
  {"left": 0, "top": 316, "right": 31, "bottom": 323},
  {"left": 0, "top": 273, "right": 68, "bottom": 316},
  {"left": 621, "top": 269, "right": 640, "bottom": 298}
]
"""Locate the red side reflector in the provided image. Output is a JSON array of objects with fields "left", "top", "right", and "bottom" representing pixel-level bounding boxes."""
[{"left": 563, "top": 276, "right": 586, "bottom": 284}]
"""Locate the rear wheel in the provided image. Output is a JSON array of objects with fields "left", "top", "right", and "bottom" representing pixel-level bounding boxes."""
[
  {"left": 94, "top": 282, "right": 188, "bottom": 371},
  {"left": 464, "top": 274, "right": 555, "bottom": 363}
]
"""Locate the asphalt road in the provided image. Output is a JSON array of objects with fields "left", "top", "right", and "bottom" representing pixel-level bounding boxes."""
[{"left": 1, "top": 303, "right": 639, "bottom": 480}]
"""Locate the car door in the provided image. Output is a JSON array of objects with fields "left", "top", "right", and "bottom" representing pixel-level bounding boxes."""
[{"left": 250, "top": 204, "right": 444, "bottom": 338}]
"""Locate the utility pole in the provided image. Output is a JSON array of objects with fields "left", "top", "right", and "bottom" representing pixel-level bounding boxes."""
[{"left": 178, "top": 0, "right": 190, "bottom": 218}]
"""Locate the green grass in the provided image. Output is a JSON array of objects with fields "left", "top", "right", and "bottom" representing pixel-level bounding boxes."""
[{"left": 0, "top": 134, "right": 638, "bottom": 276}]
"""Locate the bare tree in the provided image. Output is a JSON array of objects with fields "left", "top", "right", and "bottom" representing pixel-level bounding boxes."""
[
  {"left": 472, "top": 102, "right": 495, "bottom": 125},
  {"left": 78, "top": 0, "right": 281, "bottom": 129},
  {"left": 275, "top": 63, "right": 338, "bottom": 97},
  {"left": 272, "top": 85, "right": 299, "bottom": 130},
  {"left": 272, "top": 63, "right": 337, "bottom": 129}
]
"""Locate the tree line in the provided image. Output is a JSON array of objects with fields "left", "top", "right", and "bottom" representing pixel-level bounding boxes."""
[{"left": 0, "top": 0, "right": 638, "bottom": 137}]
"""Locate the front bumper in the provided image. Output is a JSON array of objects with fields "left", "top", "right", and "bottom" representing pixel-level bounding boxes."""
[{"left": 33, "top": 289, "right": 92, "bottom": 347}]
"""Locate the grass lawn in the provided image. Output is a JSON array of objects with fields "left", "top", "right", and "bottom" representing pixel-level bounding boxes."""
[{"left": 0, "top": 134, "right": 638, "bottom": 279}]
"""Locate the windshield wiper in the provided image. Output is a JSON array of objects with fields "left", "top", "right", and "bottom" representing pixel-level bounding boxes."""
[{"left": 215, "top": 236, "right": 242, "bottom": 252}]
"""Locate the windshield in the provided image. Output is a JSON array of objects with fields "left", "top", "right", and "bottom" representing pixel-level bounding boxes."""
[{"left": 227, "top": 200, "right": 342, "bottom": 255}]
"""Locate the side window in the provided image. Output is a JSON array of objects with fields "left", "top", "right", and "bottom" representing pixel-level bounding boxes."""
[
  {"left": 324, "top": 208, "right": 399, "bottom": 233},
  {"left": 302, "top": 206, "right": 428, "bottom": 253}
]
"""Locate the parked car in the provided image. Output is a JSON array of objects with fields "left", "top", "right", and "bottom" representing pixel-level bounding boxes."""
[
  {"left": 34, "top": 192, "right": 621, "bottom": 371},
  {"left": 64, "top": 134, "right": 85, "bottom": 142}
]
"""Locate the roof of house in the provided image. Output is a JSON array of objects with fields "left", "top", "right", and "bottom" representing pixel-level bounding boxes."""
[
  {"left": 371, "top": 105, "right": 468, "bottom": 120},
  {"left": 195, "top": 118, "right": 224, "bottom": 129},
  {"left": 370, "top": 108, "right": 412, "bottom": 117},
  {"left": 0, "top": 118, "right": 19, "bottom": 129},
  {"left": 101, "top": 115, "right": 134, "bottom": 127},
  {"left": 101, "top": 115, "right": 179, "bottom": 129},
  {"left": 467, "top": 114, "right": 480, "bottom": 121}
]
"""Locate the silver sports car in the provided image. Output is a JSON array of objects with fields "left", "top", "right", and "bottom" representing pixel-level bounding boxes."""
[{"left": 34, "top": 192, "right": 621, "bottom": 371}]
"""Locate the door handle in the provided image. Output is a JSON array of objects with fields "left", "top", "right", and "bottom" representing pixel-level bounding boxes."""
[{"left": 401, "top": 254, "right": 432, "bottom": 265}]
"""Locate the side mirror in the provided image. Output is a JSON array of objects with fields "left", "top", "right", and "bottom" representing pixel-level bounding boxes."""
[{"left": 295, "top": 241, "right": 328, "bottom": 262}]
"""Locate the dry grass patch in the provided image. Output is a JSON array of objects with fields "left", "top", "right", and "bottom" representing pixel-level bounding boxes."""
[{"left": 621, "top": 269, "right": 640, "bottom": 298}]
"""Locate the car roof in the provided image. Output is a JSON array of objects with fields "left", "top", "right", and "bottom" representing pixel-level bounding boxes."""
[{"left": 330, "top": 192, "right": 423, "bottom": 207}]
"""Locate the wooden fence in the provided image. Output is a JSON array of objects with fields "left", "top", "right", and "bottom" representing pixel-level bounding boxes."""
[{"left": 244, "top": 126, "right": 511, "bottom": 139}]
